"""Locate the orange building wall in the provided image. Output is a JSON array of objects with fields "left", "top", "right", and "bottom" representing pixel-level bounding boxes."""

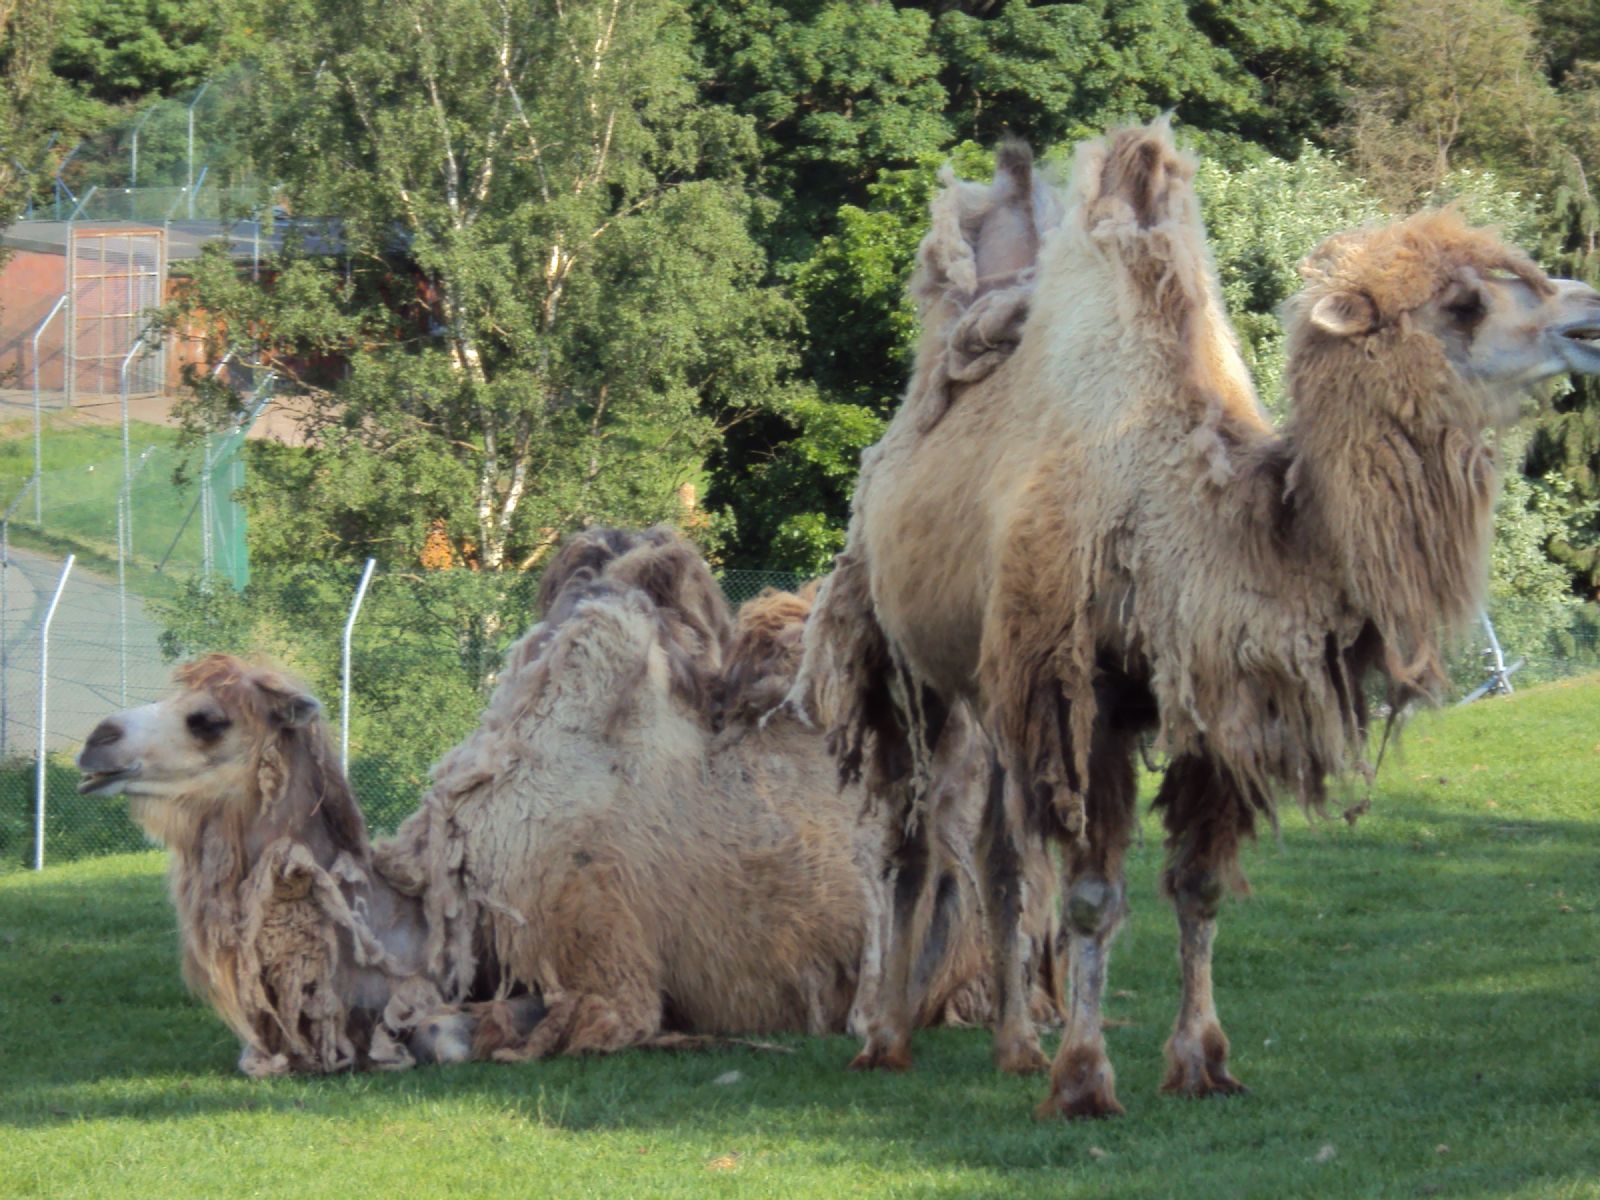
[{"left": 0, "top": 249, "right": 70, "bottom": 391}]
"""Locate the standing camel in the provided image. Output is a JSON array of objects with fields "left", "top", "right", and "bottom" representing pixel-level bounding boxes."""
[{"left": 794, "top": 118, "right": 1600, "bottom": 1118}]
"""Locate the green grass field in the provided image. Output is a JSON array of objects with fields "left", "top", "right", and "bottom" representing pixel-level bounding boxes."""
[
  {"left": 2, "top": 678, "right": 1597, "bottom": 1198},
  {"left": 0, "top": 414, "right": 214, "bottom": 586}
]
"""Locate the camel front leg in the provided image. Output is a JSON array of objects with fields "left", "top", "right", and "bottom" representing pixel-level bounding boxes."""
[
  {"left": 1161, "top": 877, "right": 1245, "bottom": 1096},
  {"left": 1038, "top": 870, "right": 1127, "bottom": 1118},
  {"left": 850, "top": 812, "right": 932, "bottom": 1071},
  {"left": 1036, "top": 713, "right": 1138, "bottom": 1119},
  {"left": 978, "top": 756, "right": 1049, "bottom": 1074},
  {"left": 1157, "top": 754, "right": 1249, "bottom": 1097}
]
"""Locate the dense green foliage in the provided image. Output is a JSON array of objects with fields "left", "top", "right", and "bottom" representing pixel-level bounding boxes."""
[
  {"left": 7, "top": 0, "right": 1600, "bottom": 597},
  {"left": 52, "top": 0, "right": 233, "bottom": 105},
  {"left": 171, "top": 0, "right": 803, "bottom": 579},
  {"left": 4, "top": 674, "right": 1599, "bottom": 1194},
  {"left": 0, "top": 1, "right": 70, "bottom": 227}
]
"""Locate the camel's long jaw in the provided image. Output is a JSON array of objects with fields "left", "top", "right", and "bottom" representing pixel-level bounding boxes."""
[
  {"left": 76, "top": 765, "right": 141, "bottom": 796},
  {"left": 1554, "top": 316, "right": 1600, "bottom": 376}
]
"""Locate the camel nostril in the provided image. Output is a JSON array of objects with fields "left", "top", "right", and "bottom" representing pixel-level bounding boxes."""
[{"left": 85, "top": 721, "right": 123, "bottom": 749}]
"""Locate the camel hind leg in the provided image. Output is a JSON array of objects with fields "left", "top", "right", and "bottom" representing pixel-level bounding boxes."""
[
  {"left": 850, "top": 678, "right": 953, "bottom": 1072},
  {"left": 1036, "top": 714, "right": 1138, "bottom": 1120},
  {"left": 489, "top": 869, "right": 664, "bottom": 1061},
  {"left": 1155, "top": 753, "right": 1252, "bottom": 1098},
  {"left": 977, "top": 754, "right": 1050, "bottom": 1074}
]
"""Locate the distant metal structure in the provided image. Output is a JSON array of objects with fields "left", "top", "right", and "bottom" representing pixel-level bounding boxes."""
[
  {"left": 65, "top": 227, "right": 166, "bottom": 405},
  {"left": 1458, "top": 612, "right": 1525, "bottom": 704}
]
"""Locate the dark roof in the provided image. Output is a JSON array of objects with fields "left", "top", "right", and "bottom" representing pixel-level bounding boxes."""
[{"left": 1, "top": 218, "right": 342, "bottom": 263}]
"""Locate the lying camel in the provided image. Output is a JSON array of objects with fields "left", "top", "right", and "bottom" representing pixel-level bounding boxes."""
[{"left": 78, "top": 527, "right": 1057, "bottom": 1072}]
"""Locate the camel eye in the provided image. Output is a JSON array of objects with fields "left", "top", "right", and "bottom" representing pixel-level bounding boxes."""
[
  {"left": 1444, "top": 287, "right": 1485, "bottom": 327},
  {"left": 186, "top": 710, "right": 232, "bottom": 744}
]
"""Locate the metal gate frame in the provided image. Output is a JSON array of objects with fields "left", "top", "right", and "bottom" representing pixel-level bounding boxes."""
[{"left": 65, "top": 227, "right": 167, "bottom": 404}]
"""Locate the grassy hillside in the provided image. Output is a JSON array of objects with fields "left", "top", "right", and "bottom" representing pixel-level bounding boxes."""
[
  {"left": 0, "top": 415, "right": 208, "bottom": 589},
  {"left": 1, "top": 677, "right": 1597, "bottom": 1198}
]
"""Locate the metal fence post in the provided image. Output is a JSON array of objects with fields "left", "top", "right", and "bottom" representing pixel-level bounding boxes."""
[
  {"left": 1, "top": 475, "right": 39, "bottom": 761},
  {"left": 187, "top": 81, "right": 211, "bottom": 220},
  {"left": 116, "top": 493, "right": 128, "bottom": 705},
  {"left": 30, "top": 295, "right": 67, "bottom": 524},
  {"left": 341, "top": 559, "right": 377, "bottom": 775},
  {"left": 35, "top": 555, "right": 75, "bottom": 871},
  {"left": 117, "top": 336, "right": 146, "bottom": 545}
]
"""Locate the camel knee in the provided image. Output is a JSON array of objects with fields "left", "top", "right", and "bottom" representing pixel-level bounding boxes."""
[
  {"left": 1064, "top": 877, "right": 1124, "bottom": 938},
  {"left": 1167, "top": 866, "right": 1226, "bottom": 920}
]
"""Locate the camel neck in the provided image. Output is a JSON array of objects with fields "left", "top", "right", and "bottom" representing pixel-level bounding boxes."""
[{"left": 1282, "top": 359, "right": 1499, "bottom": 696}]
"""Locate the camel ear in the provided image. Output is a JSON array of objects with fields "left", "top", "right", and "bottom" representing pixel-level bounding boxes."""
[
  {"left": 270, "top": 693, "right": 321, "bottom": 729},
  {"left": 1309, "top": 290, "right": 1377, "bottom": 337}
]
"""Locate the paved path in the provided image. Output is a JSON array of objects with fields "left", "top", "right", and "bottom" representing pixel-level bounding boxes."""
[{"left": 0, "top": 545, "right": 168, "bottom": 755}]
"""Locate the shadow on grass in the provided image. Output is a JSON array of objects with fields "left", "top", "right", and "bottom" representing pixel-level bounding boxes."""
[{"left": 3, "top": 802, "right": 1598, "bottom": 1199}]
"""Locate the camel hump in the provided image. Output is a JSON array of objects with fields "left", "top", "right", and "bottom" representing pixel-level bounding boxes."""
[
  {"left": 904, "top": 138, "right": 1063, "bottom": 431},
  {"left": 1086, "top": 116, "right": 1195, "bottom": 232},
  {"left": 975, "top": 138, "right": 1044, "bottom": 287},
  {"left": 994, "top": 137, "right": 1033, "bottom": 189}
]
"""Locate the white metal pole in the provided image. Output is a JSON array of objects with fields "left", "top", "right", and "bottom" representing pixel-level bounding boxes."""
[
  {"left": 129, "top": 104, "right": 157, "bottom": 188},
  {"left": 1482, "top": 611, "right": 1512, "bottom": 695},
  {"left": 31, "top": 295, "right": 67, "bottom": 525},
  {"left": 201, "top": 434, "right": 214, "bottom": 584},
  {"left": 118, "top": 336, "right": 145, "bottom": 552},
  {"left": 186, "top": 81, "right": 211, "bottom": 221},
  {"left": 34, "top": 555, "right": 75, "bottom": 871},
  {"left": 341, "top": 558, "right": 377, "bottom": 775},
  {"left": 116, "top": 494, "right": 127, "bottom": 705}
]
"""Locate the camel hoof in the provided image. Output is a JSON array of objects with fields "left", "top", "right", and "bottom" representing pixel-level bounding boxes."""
[
  {"left": 1161, "top": 1066, "right": 1249, "bottom": 1098},
  {"left": 1163, "top": 1025, "right": 1246, "bottom": 1097},
  {"left": 994, "top": 1040, "right": 1051, "bottom": 1076},
  {"left": 848, "top": 1043, "right": 913, "bottom": 1072},
  {"left": 1039, "top": 1042, "right": 1122, "bottom": 1118},
  {"left": 1034, "top": 1087, "right": 1126, "bottom": 1121}
]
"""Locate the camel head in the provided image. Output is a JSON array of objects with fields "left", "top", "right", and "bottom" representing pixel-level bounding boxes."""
[
  {"left": 1289, "top": 209, "right": 1600, "bottom": 425},
  {"left": 77, "top": 654, "right": 362, "bottom": 855}
]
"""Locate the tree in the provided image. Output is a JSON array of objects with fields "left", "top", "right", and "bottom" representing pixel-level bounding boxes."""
[
  {"left": 173, "top": 0, "right": 801, "bottom": 577},
  {"left": 0, "top": 0, "right": 72, "bottom": 228},
  {"left": 51, "top": 0, "right": 237, "bottom": 107},
  {"left": 692, "top": 0, "right": 952, "bottom": 258},
  {"left": 933, "top": 0, "right": 1373, "bottom": 155},
  {"left": 1346, "top": 0, "right": 1560, "bottom": 206}
]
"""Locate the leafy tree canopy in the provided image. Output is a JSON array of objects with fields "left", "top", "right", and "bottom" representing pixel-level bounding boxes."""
[
  {"left": 53, "top": 0, "right": 235, "bottom": 106},
  {"left": 173, "top": 0, "right": 802, "bottom": 582}
]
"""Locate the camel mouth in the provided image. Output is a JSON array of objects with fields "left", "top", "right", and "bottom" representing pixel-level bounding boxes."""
[
  {"left": 1556, "top": 323, "right": 1600, "bottom": 374},
  {"left": 77, "top": 766, "right": 140, "bottom": 796}
]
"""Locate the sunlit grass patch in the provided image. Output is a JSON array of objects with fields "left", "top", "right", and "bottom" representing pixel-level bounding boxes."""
[{"left": 2, "top": 678, "right": 1598, "bottom": 1198}]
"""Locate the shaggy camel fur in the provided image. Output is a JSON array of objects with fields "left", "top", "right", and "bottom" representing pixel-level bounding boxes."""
[
  {"left": 79, "top": 528, "right": 1055, "bottom": 1072},
  {"left": 76, "top": 655, "right": 441, "bottom": 1075},
  {"left": 379, "top": 528, "right": 1055, "bottom": 1059},
  {"left": 794, "top": 120, "right": 1600, "bottom": 1117}
]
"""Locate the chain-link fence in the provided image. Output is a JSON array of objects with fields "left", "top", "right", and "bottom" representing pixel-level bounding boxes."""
[{"left": 16, "top": 65, "right": 261, "bottom": 226}]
